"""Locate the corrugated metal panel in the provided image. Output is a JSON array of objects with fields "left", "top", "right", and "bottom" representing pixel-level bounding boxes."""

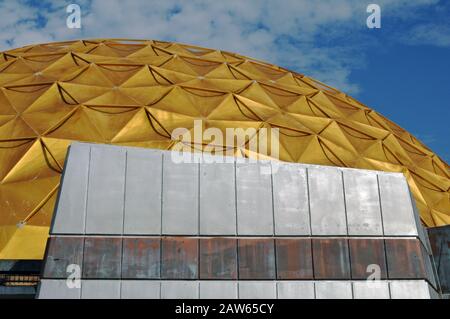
[
  {"left": 343, "top": 170, "right": 382, "bottom": 235},
  {"left": 51, "top": 143, "right": 90, "bottom": 234},
  {"left": 275, "top": 238, "right": 313, "bottom": 279},
  {"left": 82, "top": 237, "right": 122, "bottom": 279},
  {"left": 199, "top": 238, "right": 237, "bottom": 279},
  {"left": 308, "top": 167, "right": 347, "bottom": 235},
  {"left": 85, "top": 146, "right": 126, "bottom": 234},
  {"left": 272, "top": 164, "right": 310, "bottom": 235},
  {"left": 199, "top": 162, "right": 236, "bottom": 235},
  {"left": 238, "top": 239, "right": 276, "bottom": 279},
  {"left": 121, "top": 237, "right": 160, "bottom": 279},
  {"left": 277, "top": 281, "right": 315, "bottom": 299},
  {"left": 199, "top": 281, "right": 238, "bottom": 299},
  {"left": 385, "top": 238, "right": 426, "bottom": 279},
  {"left": 349, "top": 238, "right": 387, "bottom": 279},
  {"left": 312, "top": 238, "right": 350, "bottom": 279},
  {"left": 378, "top": 174, "right": 418, "bottom": 236},
  {"left": 162, "top": 157, "right": 199, "bottom": 235},
  {"left": 43, "top": 236, "right": 84, "bottom": 279},
  {"left": 236, "top": 162, "right": 274, "bottom": 235},
  {"left": 123, "top": 149, "right": 162, "bottom": 235},
  {"left": 161, "top": 237, "right": 198, "bottom": 279}
]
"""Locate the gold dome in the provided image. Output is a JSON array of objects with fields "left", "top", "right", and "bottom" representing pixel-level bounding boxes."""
[{"left": 0, "top": 39, "right": 449, "bottom": 259}]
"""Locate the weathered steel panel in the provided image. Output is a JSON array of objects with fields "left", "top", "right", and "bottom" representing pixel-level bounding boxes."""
[
  {"left": 315, "top": 281, "right": 352, "bottom": 299},
  {"left": 123, "top": 149, "right": 162, "bottom": 235},
  {"left": 52, "top": 143, "right": 90, "bottom": 234},
  {"left": 199, "top": 238, "right": 237, "bottom": 279},
  {"left": 121, "top": 237, "right": 160, "bottom": 279},
  {"left": 349, "top": 238, "right": 387, "bottom": 279},
  {"left": 43, "top": 236, "right": 84, "bottom": 279},
  {"left": 343, "top": 170, "right": 383, "bottom": 235},
  {"left": 82, "top": 237, "right": 122, "bottom": 279},
  {"left": 275, "top": 239, "right": 313, "bottom": 279},
  {"left": 352, "top": 281, "right": 390, "bottom": 299},
  {"left": 199, "top": 281, "right": 238, "bottom": 299},
  {"left": 81, "top": 280, "right": 121, "bottom": 299},
  {"left": 199, "top": 162, "right": 236, "bottom": 235},
  {"left": 427, "top": 225, "right": 450, "bottom": 293},
  {"left": 272, "top": 164, "right": 310, "bottom": 235},
  {"left": 238, "top": 239, "right": 276, "bottom": 279},
  {"left": 276, "top": 281, "right": 315, "bottom": 299},
  {"left": 236, "top": 162, "right": 274, "bottom": 235},
  {"left": 38, "top": 279, "right": 81, "bottom": 299},
  {"left": 85, "top": 146, "right": 126, "bottom": 234},
  {"left": 162, "top": 157, "right": 199, "bottom": 235},
  {"left": 161, "top": 237, "right": 198, "bottom": 279},
  {"left": 238, "top": 281, "right": 277, "bottom": 299},
  {"left": 378, "top": 173, "right": 418, "bottom": 236},
  {"left": 385, "top": 238, "right": 426, "bottom": 279},
  {"left": 308, "top": 167, "right": 347, "bottom": 235},
  {"left": 312, "top": 238, "right": 350, "bottom": 279},
  {"left": 161, "top": 281, "right": 199, "bottom": 299},
  {"left": 120, "top": 280, "right": 161, "bottom": 299}
]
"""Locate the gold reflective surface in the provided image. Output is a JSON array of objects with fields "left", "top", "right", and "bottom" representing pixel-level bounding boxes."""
[{"left": 0, "top": 39, "right": 448, "bottom": 259}]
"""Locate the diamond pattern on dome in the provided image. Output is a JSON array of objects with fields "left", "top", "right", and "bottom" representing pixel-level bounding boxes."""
[{"left": 0, "top": 39, "right": 449, "bottom": 259}]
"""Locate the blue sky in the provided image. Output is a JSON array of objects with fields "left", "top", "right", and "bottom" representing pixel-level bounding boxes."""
[{"left": 0, "top": 0, "right": 449, "bottom": 162}]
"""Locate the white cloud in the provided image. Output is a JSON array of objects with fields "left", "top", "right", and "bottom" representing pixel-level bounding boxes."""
[{"left": 0, "top": 0, "right": 446, "bottom": 94}]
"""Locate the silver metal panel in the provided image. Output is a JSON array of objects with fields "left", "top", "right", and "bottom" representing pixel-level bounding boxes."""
[
  {"left": 160, "top": 281, "right": 199, "bottom": 299},
  {"left": 37, "top": 279, "right": 81, "bottom": 299},
  {"left": 272, "top": 164, "right": 310, "bottom": 235},
  {"left": 352, "top": 281, "right": 390, "bottom": 299},
  {"left": 308, "top": 167, "right": 347, "bottom": 235},
  {"left": 238, "top": 281, "right": 277, "bottom": 299},
  {"left": 236, "top": 162, "right": 273, "bottom": 235},
  {"left": 124, "top": 149, "right": 162, "bottom": 235},
  {"left": 85, "top": 146, "right": 126, "bottom": 234},
  {"left": 199, "top": 281, "right": 238, "bottom": 299},
  {"left": 276, "top": 281, "right": 315, "bottom": 299},
  {"left": 378, "top": 174, "right": 418, "bottom": 236},
  {"left": 120, "top": 280, "right": 161, "bottom": 299},
  {"left": 409, "top": 190, "right": 432, "bottom": 253},
  {"left": 81, "top": 280, "right": 121, "bottom": 299},
  {"left": 315, "top": 281, "right": 352, "bottom": 299},
  {"left": 162, "top": 156, "right": 199, "bottom": 235},
  {"left": 199, "top": 162, "right": 236, "bottom": 235},
  {"left": 52, "top": 143, "right": 90, "bottom": 234},
  {"left": 389, "top": 280, "right": 431, "bottom": 299},
  {"left": 343, "top": 170, "right": 383, "bottom": 235}
]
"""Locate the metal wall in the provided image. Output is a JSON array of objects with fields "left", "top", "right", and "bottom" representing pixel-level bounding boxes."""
[{"left": 38, "top": 143, "right": 439, "bottom": 299}]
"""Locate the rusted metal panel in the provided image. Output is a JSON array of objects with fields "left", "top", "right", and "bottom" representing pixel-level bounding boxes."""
[
  {"left": 275, "top": 238, "right": 313, "bottom": 279},
  {"left": 238, "top": 239, "right": 276, "bottom": 279},
  {"left": 161, "top": 237, "right": 198, "bottom": 279},
  {"left": 349, "top": 238, "right": 387, "bottom": 279},
  {"left": 199, "top": 238, "right": 237, "bottom": 279},
  {"left": 122, "top": 237, "right": 160, "bottom": 279},
  {"left": 312, "top": 238, "right": 350, "bottom": 279},
  {"left": 82, "top": 237, "right": 122, "bottom": 279},
  {"left": 43, "top": 236, "right": 84, "bottom": 279},
  {"left": 428, "top": 225, "right": 450, "bottom": 293},
  {"left": 385, "top": 238, "right": 426, "bottom": 279}
]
